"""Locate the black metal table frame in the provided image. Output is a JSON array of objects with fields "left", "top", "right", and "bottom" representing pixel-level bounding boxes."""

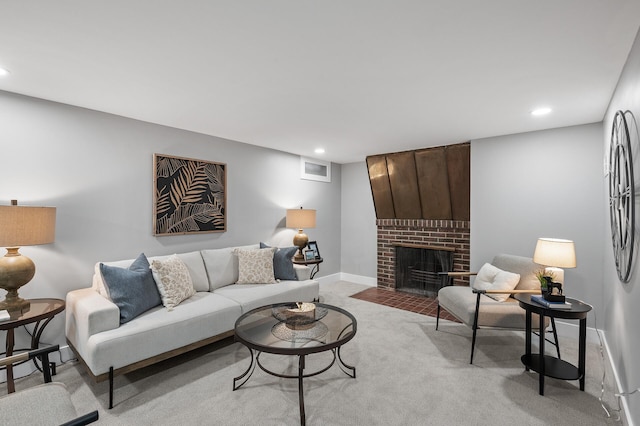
[
  {"left": 0, "top": 299, "right": 66, "bottom": 393},
  {"left": 516, "top": 295, "right": 591, "bottom": 395},
  {"left": 292, "top": 258, "right": 323, "bottom": 280},
  {"left": 233, "top": 304, "right": 356, "bottom": 426}
]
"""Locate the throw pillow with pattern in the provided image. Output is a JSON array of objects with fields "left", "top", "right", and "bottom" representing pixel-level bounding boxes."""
[
  {"left": 150, "top": 254, "right": 196, "bottom": 310},
  {"left": 234, "top": 247, "right": 277, "bottom": 284}
]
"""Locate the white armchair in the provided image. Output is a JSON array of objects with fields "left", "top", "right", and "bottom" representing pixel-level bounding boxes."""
[
  {"left": 436, "top": 254, "right": 558, "bottom": 364},
  {"left": 0, "top": 345, "right": 98, "bottom": 426}
]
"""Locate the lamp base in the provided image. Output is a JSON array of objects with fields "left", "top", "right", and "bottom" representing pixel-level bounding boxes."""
[
  {"left": 293, "top": 229, "right": 309, "bottom": 261},
  {"left": 0, "top": 294, "right": 30, "bottom": 311},
  {"left": 0, "top": 247, "right": 35, "bottom": 312}
]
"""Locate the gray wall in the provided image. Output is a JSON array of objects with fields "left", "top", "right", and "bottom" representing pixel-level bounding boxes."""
[
  {"left": 1, "top": 90, "right": 342, "bottom": 349},
  {"left": 602, "top": 26, "right": 640, "bottom": 425},
  {"left": 470, "top": 123, "right": 605, "bottom": 325},
  {"left": 340, "top": 162, "right": 377, "bottom": 279}
]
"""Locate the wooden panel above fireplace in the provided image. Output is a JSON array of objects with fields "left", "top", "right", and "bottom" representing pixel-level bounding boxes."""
[{"left": 366, "top": 142, "right": 470, "bottom": 221}]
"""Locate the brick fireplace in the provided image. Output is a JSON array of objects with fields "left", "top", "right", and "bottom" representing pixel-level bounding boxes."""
[{"left": 377, "top": 219, "right": 470, "bottom": 291}]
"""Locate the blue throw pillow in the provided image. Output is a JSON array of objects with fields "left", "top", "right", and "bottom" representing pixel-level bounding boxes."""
[
  {"left": 260, "top": 243, "right": 298, "bottom": 281},
  {"left": 100, "top": 253, "right": 162, "bottom": 324}
]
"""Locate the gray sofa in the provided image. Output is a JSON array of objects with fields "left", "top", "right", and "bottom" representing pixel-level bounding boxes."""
[{"left": 65, "top": 244, "right": 319, "bottom": 407}]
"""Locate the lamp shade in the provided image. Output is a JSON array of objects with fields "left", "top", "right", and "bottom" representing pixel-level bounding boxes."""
[
  {"left": 533, "top": 238, "right": 576, "bottom": 268},
  {"left": 286, "top": 208, "right": 316, "bottom": 229},
  {"left": 0, "top": 204, "right": 56, "bottom": 247}
]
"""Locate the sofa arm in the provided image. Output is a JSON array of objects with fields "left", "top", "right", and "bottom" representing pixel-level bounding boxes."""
[
  {"left": 66, "top": 288, "right": 120, "bottom": 350},
  {"left": 294, "top": 264, "right": 312, "bottom": 281}
]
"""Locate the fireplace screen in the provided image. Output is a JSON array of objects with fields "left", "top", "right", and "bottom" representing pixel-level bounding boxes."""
[{"left": 395, "top": 246, "right": 453, "bottom": 297}]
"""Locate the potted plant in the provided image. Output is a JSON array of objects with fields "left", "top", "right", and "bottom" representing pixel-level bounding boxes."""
[{"left": 535, "top": 269, "right": 554, "bottom": 295}]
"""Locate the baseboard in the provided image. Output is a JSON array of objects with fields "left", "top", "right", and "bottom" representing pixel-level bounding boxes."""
[
  {"left": 317, "top": 273, "right": 376, "bottom": 287},
  {"left": 338, "top": 273, "right": 376, "bottom": 286},
  {"left": 0, "top": 344, "right": 75, "bottom": 384},
  {"left": 553, "top": 320, "right": 600, "bottom": 344},
  {"left": 600, "top": 331, "right": 634, "bottom": 426}
]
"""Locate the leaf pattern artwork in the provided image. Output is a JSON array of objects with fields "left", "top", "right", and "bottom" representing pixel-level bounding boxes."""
[{"left": 153, "top": 154, "right": 226, "bottom": 235}]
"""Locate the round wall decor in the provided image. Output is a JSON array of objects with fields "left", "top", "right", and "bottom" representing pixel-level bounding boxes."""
[{"left": 609, "top": 110, "right": 635, "bottom": 283}]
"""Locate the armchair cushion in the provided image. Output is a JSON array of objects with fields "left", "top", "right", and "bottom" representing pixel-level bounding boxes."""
[
  {"left": 472, "top": 263, "right": 520, "bottom": 302},
  {"left": 0, "top": 383, "right": 78, "bottom": 425},
  {"left": 438, "top": 285, "right": 544, "bottom": 329}
]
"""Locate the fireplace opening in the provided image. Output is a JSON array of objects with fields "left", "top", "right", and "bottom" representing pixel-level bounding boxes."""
[{"left": 395, "top": 245, "right": 454, "bottom": 297}]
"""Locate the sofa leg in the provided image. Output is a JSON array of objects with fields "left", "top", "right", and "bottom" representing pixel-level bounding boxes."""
[
  {"left": 109, "top": 366, "right": 114, "bottom": 409},
  {"left": 436, "top": 304, "right": 441, "bottom": 330}
]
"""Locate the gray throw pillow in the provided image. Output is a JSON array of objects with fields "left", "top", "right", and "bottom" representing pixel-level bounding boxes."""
[
  {"left": 100, "top": 253, "right": 162, "bottom": 324},
  {"left": 260, "top": 243, "right": 298, "bottom": 281}
]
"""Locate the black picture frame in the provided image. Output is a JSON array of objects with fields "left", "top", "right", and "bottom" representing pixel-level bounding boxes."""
[{"left": 307, "top": 241, "right": 320, "bottom": 259}]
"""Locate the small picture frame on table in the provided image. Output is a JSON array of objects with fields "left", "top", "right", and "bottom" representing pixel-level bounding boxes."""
[
  {"left": 307, "top": 241, "right": 320, "bottom": 259},
  {"left": 305, "top": 250, "right": 316, "bottom": 261}
]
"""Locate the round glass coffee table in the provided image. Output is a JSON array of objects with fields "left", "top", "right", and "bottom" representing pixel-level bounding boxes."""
[{"left": 233, "top": 302, "right": 357, "bottom": 426}]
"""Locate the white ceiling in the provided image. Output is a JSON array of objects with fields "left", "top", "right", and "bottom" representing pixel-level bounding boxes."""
[{"left": 1, "top": 1, "right": 639, "bottom": 164}]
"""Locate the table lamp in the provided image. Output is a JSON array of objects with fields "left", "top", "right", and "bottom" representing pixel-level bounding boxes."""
[
  {"left": 0, "top": 200, "right": 56, "bottom": 310},
  {"left": 533, "top": 237, "right": 576, "bottom": 299},
  {"left": 286, "top": 207, "right": 316, "bottom": 261}
]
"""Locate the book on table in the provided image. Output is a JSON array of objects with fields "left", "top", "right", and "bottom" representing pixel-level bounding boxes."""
[
  {"left": 0, "top": 310, "right": 10, "bottom": 322},
  {"left": 531, "top": 295, "right": 572, "bottom": 310}
]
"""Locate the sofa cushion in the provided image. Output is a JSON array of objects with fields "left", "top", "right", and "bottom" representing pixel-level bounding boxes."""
[
  {"left": 93, "top": 250, "right": 209, "bottom": 297},
  {"left": 151, "top": 251, "right": 209, "bottom": 292},
  {"left": 234, "top": 247, "right": 277, "bottom": 284},
  {"left": 214, "top": 279, "right": 319, "bottom": 313},
  {"left": 99, "top": 253, "right": 162, "bottom": 324},
  {"left": 84, "top": 292, "right": 242, "bottom": 376},
  {"left": 472, "top": 263, "right": 520, "bottom": 302},
  {"left": 260, "top": 243, "right": 298, "bottom": 281},
  {"left": 201, "top": 244, "right": 260, "bottom": 290},
  {"left": 151, "top": 255, "right": 196, "bottom": 310}
]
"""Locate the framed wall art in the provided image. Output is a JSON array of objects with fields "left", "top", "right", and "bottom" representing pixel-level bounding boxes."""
[{"left": 153, "top": 154, "right": 227, "bottom": 236}]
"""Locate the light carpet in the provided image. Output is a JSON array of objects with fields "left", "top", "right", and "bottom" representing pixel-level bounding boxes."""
[{"left": 5, "top": 282, "right": 623, "bottom": 425}]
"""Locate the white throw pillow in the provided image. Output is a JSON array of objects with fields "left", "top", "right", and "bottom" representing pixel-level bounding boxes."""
[
  {"left": 472, "top": 262, "right": 520, "bottom": 302},
  {"left": 150, "top": 254, "right": 196, "bottom": 310},
  {"left": 233, "top": 247, "right": 277, "bottom": 284}
]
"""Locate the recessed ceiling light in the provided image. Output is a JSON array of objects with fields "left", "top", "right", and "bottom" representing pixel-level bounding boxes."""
[
  {"left": 0, "top": 67, "right": 10, "bottom": 77},
  {"left": 314, "top": 148, "right": 325, "bottom": 154},
  {"left": 531, "top": 107, "right": 552, "bottom": 116}
]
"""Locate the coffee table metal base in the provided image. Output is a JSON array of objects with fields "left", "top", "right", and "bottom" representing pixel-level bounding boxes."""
[{"left": 233, "top": 347, "right": 356, "bottom": 425}]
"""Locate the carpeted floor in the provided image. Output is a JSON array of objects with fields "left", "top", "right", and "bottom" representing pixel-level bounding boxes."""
[{"left": 3, "top": 281, "right": 625, "bottom": 425}]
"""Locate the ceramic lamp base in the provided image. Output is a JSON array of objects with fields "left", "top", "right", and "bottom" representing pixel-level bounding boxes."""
[{"left": 0, "top": 248, "right": 35, "bottom": 311}]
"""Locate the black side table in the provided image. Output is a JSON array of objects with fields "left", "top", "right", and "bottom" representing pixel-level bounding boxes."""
[
  {"left": 0, "top": 298, "right": 65, "bottom": 393},
  {"left": 292, "top": 258, "right": 323, "bottom": 279},
  {"left": 515, "top": 294, "right": 592, "bottom": 395}
]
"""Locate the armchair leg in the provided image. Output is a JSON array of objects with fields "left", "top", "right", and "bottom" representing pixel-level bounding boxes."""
[
  {"left": 436, "top": 304, "right": 441, "bottom": 330},
  {"left": 40, "top": 354, "right": 52, "bottom": 383},
  {"left": 470, "top": 292, "right": 482, "bottom": 364}
]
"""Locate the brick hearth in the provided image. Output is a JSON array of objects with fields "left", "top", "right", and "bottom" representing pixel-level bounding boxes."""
[{"left": 377, "top": 218, "right": 470, "bottom": 289}]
